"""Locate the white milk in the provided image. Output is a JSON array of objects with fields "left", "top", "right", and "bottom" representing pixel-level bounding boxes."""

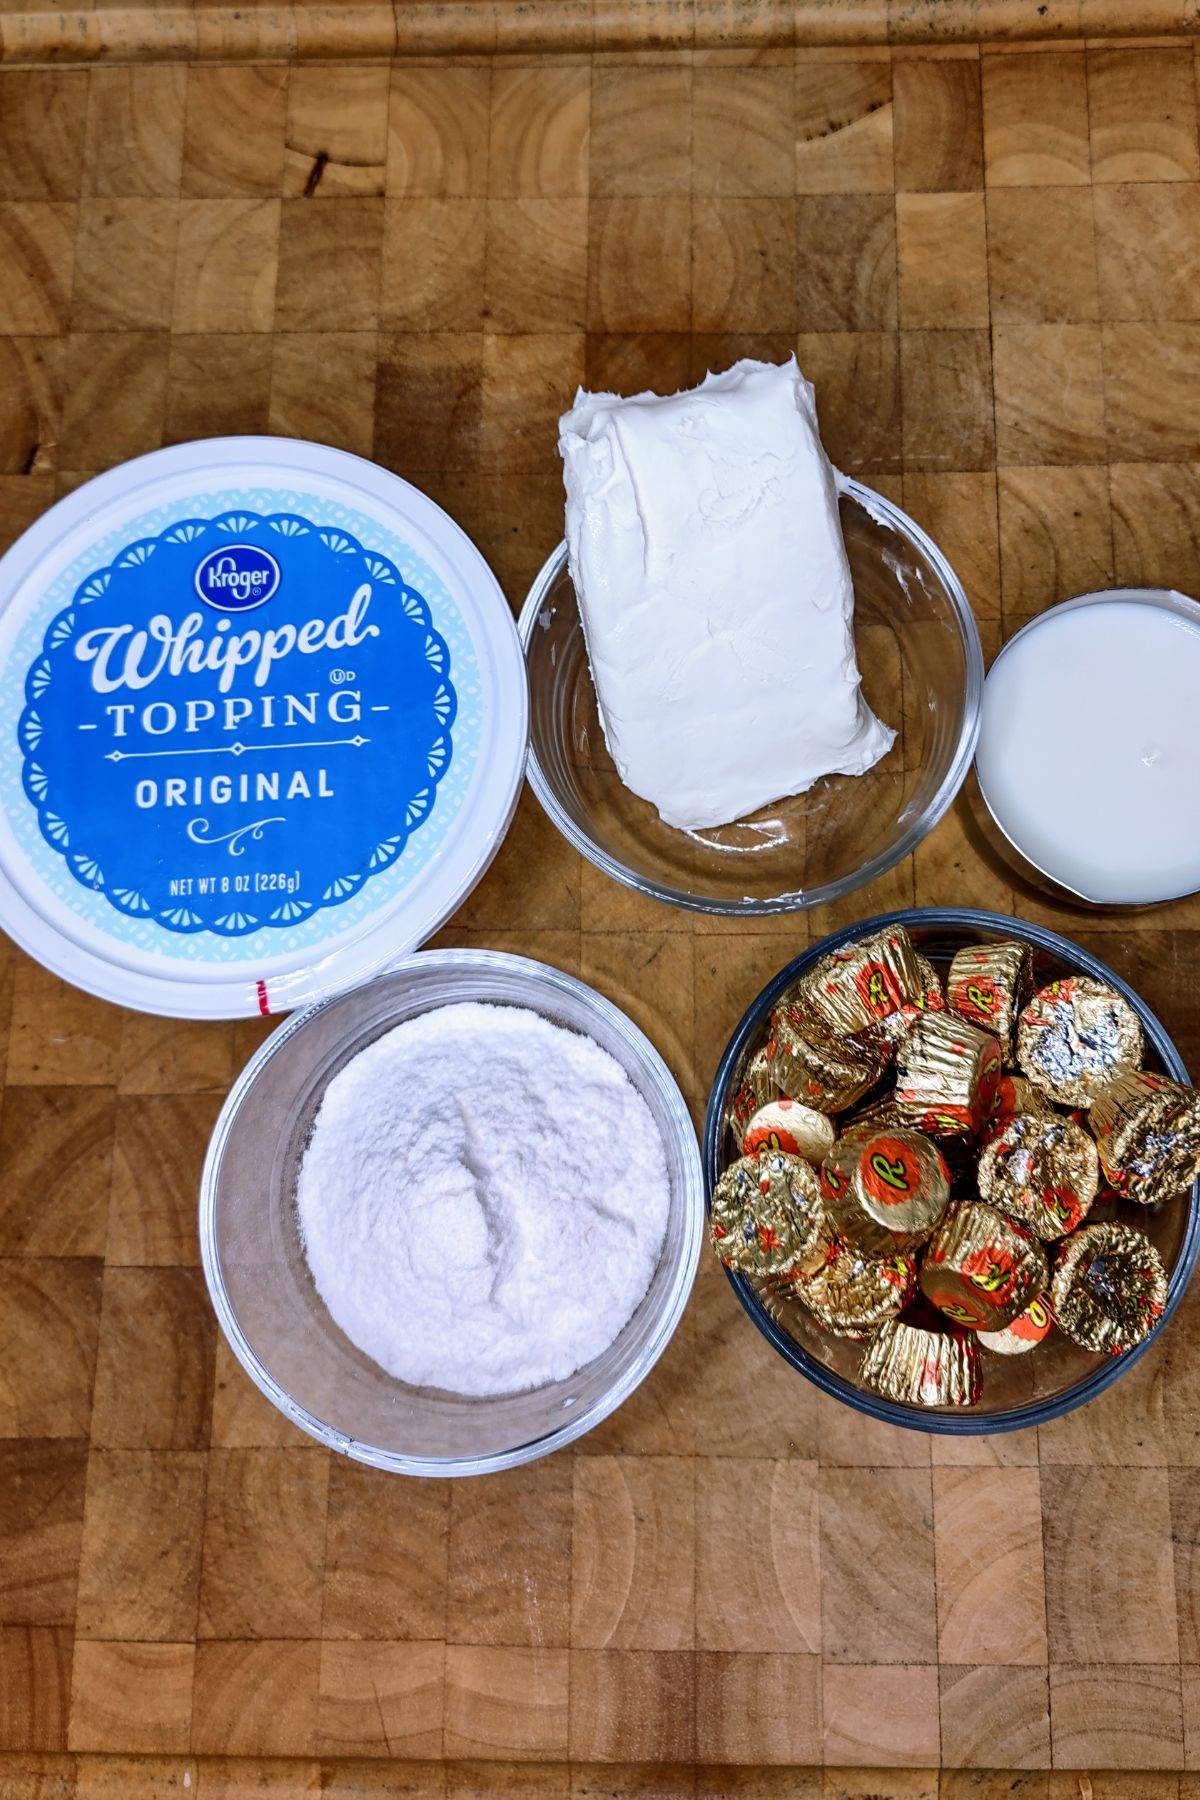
[{"left": 977, "top": 598, "right": 1200, "bottom": 905}]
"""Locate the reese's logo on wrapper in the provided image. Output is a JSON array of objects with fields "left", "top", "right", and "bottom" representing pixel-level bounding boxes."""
[
  {"left": 954, "top": 975, "right": 999, "bottom": 1021},
  {"left": 960, "top": 1242, "right": 1019, "bottom": 1302},
  {"left": 857, "top": 959, "right": 905, "bottom": 1021},
  {"left": 861, "top": 1135, "right": 920, "bottom": 1206}
]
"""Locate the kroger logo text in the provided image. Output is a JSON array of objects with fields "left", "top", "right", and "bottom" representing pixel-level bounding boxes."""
[{"left": 194, "top": 544, "right": 281, "bottom": 613}]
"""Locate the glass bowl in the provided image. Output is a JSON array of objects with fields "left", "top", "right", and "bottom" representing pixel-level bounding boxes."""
[
  {"left": 703, "top": 907, "right": 1200, "bottom": 1434},
  {"left": 201, "top": 948, "right": 704, "bottom": 1475},
  {"left": 977, "top": 587, "right": 1200, "bottom": 907},
  {"left": 518, "top": 482, "right": 983, "bottom": 915}
]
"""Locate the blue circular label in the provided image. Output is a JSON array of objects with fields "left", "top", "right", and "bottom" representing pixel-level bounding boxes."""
[{"left": 19, "top": 510, "right": 457, "bottom": 938}]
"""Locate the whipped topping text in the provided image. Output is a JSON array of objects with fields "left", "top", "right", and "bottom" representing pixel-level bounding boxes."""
[{"left": 74, "top": 583, "right": 380, "bottom": 695}]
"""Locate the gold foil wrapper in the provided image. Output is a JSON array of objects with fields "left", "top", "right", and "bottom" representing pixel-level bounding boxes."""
[
  {"left": 842, "top": 1092, "right": 907, "bottom": 1137},
  {"left": 1017, "top": 977, "right": 1145, "bottom": 1109},
  {"left": 793, "top": 926, "right": 924, "bottom": 1045},
  {"left": 819, "top": 1126, "right": 950, "bottom": 1255},
  {"left": 894, "top": 1011, "right": 1004, "bottom": 1139},
  {"left": 1050, "top": 1221, "right": 1167, "bottom": 1355},
  {"left": 984, "top": 1073, "right": 1058, "bottom": 1139},
  {"left": 862, "top": 952, "right": 948, "bottom": 1050},
  {"left": 1089, "top": 1070, "right": 1200, "bottom": 1207},
  {"left": 977, "top": 1293, "right": 1053, "bottom": 1356},
  {"left": 915, "top": 954, "right": 946, "bottom": 1017},
  {"left": 920, "top": 1200, "right": 1049, "bottom": 1330},
  {"left": 977, "top": 1112, "right": 1100, "bottom": 1240},
  {"left": 764, "top": 1004, "right": 887, "bottom": 1114},
  {"left": 742, "top": 1098, "right": 836, "bottom": 1167},
  {"left": 859, "top": 1316, "right": 982, "bottom": 1407},
  {"left": 781, "top": 1239, "right": 918, "bottom": 1336},
  {"left": 726, "top": 1047, "right": 780, "bottom": 1138},
  {"left": 947, "top": 940, "right": 1032, "bottom": 1056},
  {"left": 710, "top": 1151, "right": 831, "bottom": 1280}
]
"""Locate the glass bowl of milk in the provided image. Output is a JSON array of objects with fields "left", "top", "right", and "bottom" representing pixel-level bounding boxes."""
[
  {"left": 200, "top": 947, "right": 703, "bottom": 1474},
  {"left": 977, "top": 588, "right": 1200, "bottom": 906},
  {"left": 704, "top": 907, "right": 1200, "bottom": 1434},
  {"left": 519, "top": 482, "right": 983, "bottom": 914}
]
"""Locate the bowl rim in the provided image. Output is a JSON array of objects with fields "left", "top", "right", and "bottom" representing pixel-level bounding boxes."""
[
  {"left": 200, "top": 946, "right": 705, "bottom": 1476},
  {"left": 977, "top": 586, "right": 1200, "bottom": 908},
  {"left": 517, "top": 478, "right": 985, "bottom": 916},
  {"left": 702, "top": 905, "right": 1200, "bottom": 1435}
]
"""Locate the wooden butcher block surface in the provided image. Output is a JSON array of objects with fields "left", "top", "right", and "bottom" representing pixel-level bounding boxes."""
[{"left": 3, "top": 32, "right": 1200, "bottom": 1798}]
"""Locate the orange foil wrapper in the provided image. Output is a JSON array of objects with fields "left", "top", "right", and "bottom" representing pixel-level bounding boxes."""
[
  {"left": 726, "top": 1046, "right": 780, "bottom": 1138},
  {"left": 977, "top": 1293, "right": 1053, "bottom": 1356},
  {"left": 819, "top": 1126, "right": 950, "bottom": 1255},
  {"left": 764, "top": 1004, "right": 887, "bottom": 1114},
  {"left": 1089, "top": 1069, "right": 1200, "bottom": 1207},
  {"left": 1050, "top": 1221, "right": 1167, "bottom": 1355},
  {"left": 793, "top": 925, "right": 925, "bottom": 1045},
  {"left": 894, "top": 1011, "right": 1003, "bottom": 1139},
  {"left": 977, "top": 1112, "right": 1100, "bottom": 1240},
  {"left": 947, "top": 939, "right": 1032, "bottom": 1055},
  {"left": 767, "top": 1240, "right": 918, "bottom": 1338},
  {"left": 742, "top": 1098, "right": 836, "bottom": 1167},
  {"left": 859, "top": 1316, "right": 982, "bottom": 1407},
  {"left": 710, "top": 1151, "right": 830, "bottom": 1281},
  {"left": 1017, "top": 977, "right": 1144, "bottom": 1108},
  {"left": 920, "top": 1200, "right": 1049, "bottom": 1330}
]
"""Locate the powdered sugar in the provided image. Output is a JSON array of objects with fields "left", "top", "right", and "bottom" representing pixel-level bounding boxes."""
[{"left": 296, "top": 1000, "right": 671, "bottom": 1396}]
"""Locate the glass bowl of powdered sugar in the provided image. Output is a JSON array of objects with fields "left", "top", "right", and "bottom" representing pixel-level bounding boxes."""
[{"left": 200, "top": 948, "right": 703, "bottom": 1474}]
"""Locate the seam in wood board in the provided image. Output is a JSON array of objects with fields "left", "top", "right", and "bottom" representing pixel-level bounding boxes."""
[{"left": 0, "top": 0, "right": 1198, "bottom": 64}]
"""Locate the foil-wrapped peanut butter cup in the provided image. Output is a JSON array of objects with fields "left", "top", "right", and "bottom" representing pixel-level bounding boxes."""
[
  {"left": 776, "top": 1238, "right": 918, "bottom": 1336},
  {"left": 841, "top": 1092, "right": 908, "bottom": 1137},
  {"left": 1049, "top": 1220, "right": 1167, "bottom": 1354},
  {"left": 1089, "top": 1070, "right": 1200, "bottom": 1207},
  {"left": 920, "top": 1200, "right": 1049, "bottom": 1330},
  {"left": 977, "top": 1293, "right": 1053, "bottom": 1356},
  {"left": 710, "top": 1150, "right": 831, "bottom": 1280},
  {"left": 741, "top": 1098, "right": 836, "bottom": 1167},
  {"left": 894, "top": 1011, "right": 1004, "bottom": 1139},
  {"left": 764, "top": 1004, "right": 887, "bottom": 1114},
  {"left": 977, "top": 1112, "right": 1100, "bottom": 1240},
  {"left": 819, "top": 1125, "right": 950, "bottom": 1255},
  {"left": 725, "top": 1046, "right": 780, "bottom": 1139},
  {"left": 947, "top": 939, "right": 1032, "bottom": 1056},
  {"left": 915, "top": 954, "right": 946, "bottom": 1018},
  {"left": 985, "top": 1073, "right": 1058, "bottom": 1139},
  {"left": 859, "top": 1315, "right": 982, "bottom": 1407},
  {"left": 1017, "top": 977, "right": 1144, "bottom": 1109},
  {"left": 792, "top": 925, "right": 925, "bottom": 1046}
]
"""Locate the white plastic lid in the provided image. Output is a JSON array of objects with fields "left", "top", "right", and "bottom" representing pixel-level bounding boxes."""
[{"left": 0, "top": 438, "right": 529, "bottom": 1019}]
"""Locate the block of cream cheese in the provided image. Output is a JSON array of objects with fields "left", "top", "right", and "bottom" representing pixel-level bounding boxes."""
[{"left": 559, "top": 357, "right": 895, "bottom": 831}]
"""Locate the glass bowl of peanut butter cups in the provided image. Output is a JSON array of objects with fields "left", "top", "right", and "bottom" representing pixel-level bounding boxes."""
[{"left": 704, "top": 907, "right": 1200, "bottom": 1432}]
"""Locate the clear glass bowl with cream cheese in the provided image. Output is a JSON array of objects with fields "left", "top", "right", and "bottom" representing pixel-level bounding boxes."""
[
  {"left": 200, "top": 949, "right": 704, "bottom": 1475},
  {"left": 519, "top": 482, "right": 983, "bottom": 913}
]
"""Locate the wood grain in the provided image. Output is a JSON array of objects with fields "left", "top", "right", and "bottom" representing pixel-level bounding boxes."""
[
  {"left": 75, "top": 1450, "right": 206, "bottom": 1640},
  {"left": 67, "top": 1642, "right": 194, "bottom": 1753},
  {"left": 933, "top": 1469, "right": 1048, "bottom": 1666},
  {"left": 2, "top": 40, "right": 1200, "bottom": 1791}
]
